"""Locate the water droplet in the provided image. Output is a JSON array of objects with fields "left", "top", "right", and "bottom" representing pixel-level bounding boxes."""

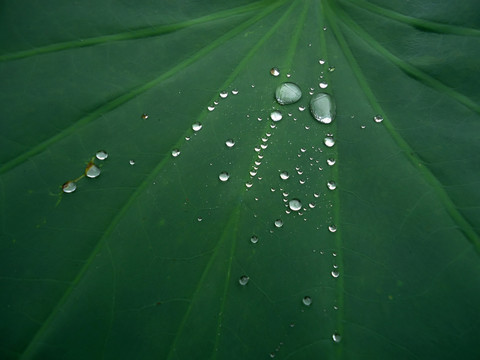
[
  {"left": 319, "top": 59, "right": 325, "bottom": 65},
  {"left": 331, "top": 270, "right": 340, "bottom": 278},
  {"left": 62, "top": 181, "right": 76, "bottom": 193},
  {"left": 207, "top": 105, "right": 215, "bottom": 111},
  {"left": 302, "top": 296, "right": 312, "bottom": 306},
  {"left": 275, "top": 82, "right": 302, "bottom": 105},
  {"left": 310, "top": 93, "right": 335, "bottom": 124},
  {"left": 327, "top": 181, "right": 337, "bottom": 190},
  {"left": 231, "top": 89, "right": 239, "bottom": 95},
  {"left": 95, "top": 150, "right": 108, "bottom": 160},
  {"left": 250, "top": 235, "right": 259, "bottom": 244},
  {"left": 270, "top": 111, "right": 283, "bottom": 122},
  {"left": 298, "top": 106, "right": 305, "bottom": 111},
  {"left": 280, "top": 171, "right": 290, "bottom": 180},
  {"left": 192, "top": 122, "right": 203, "bottom": 131},
  {"left": 328, "top": 225, "right": 337, "bottom": 233},
  {"left": 141, "top": 113, "right": 149, "bottom": 119},
  {"left": 270, "top": 67, "right": 280, "bottom": 77},
  {"left": 327, "top": 158, "right": 336, "bottom": 166},
  {"left": 332, "top": 332, "right": 341, "bottom": 343},
  {"left": 323, "top": 26, "right": 327, "bottom": 31},
  {"left": 374, "top": 114, "right": 384, "bottom": 123},
  {"left": 324, "top": 136, "right": 335, "bottom": 147},
  {"left": 171, "top": 149, "right": 181, "bottom": 157},
  {"left": 288, "top": 199, "right": 302, "bottom": 211},
  {"left": 328, "top": 66, "right": 335, "bottom": 72},
  {"left": 319, "top": 82, "right": 328, "bottom": 89},
  {"left": 197, "top": 217, "right": 203, "bottom": 222},
  {"left": 274, "top": 219, "right": 283, "bottom": 228},
  {"left": 220, "top": 91, "right": 228, "bottom": 98},
  {"left": 239, "top": 275, "right": 249, "bottom": 285},
  {"left": 85, "top": 163, "right": 101, "bottom": 178},
  {"left": 129, "top": 160, "right": 135, "bottom": 166},
  {"left": 246, "top": 182, "right": 253, "bottom": 188},
  {"left": 219, "top": 172, "right": 230, "bottom": 182},
  {"left": 226, "top": 139, "right": 235, "bottom": 148},
  {"left": 309, "top": 202, "right": 316, "bottom": 208}
]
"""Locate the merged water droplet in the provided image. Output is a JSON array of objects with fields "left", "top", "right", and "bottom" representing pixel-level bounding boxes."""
[
  {"left": 225, "top": 139, "right": 235, "bottom": 148},
  {"left": 85, "top": 163, "right": 101, "bottom": 178},
  {"left": 250, "top": 235, "right": 259, "bottom": 244},
  {"left": 219, "top": 172, "right": 230, "bottom": 182},
  {"left": 95, "top": 150, "right": 108, "bottom": 160},
  {"left": 62, "top": 181, "right": 76, "bottom": 193},
  {"left": 192, "top": 122, "right": 203, "bottom": 132},
  {"left": 373, "top": 114, "right": 384, "bottom": 123},
  {"left": 302, "top": 296, "right": 312, "bottom": 306},
  {"left": 239, "top": 275, "right": 249, "bottom": 286},
  {"left": 310, "top": 93, "right": 335, "bottom": 124},
  {"left": 274, "top": 219, "right": 283, "bottom": 228},
  {"left": 288, "top": 199, "right": 302, "bottom": 211},
  {"left": 270, "top": 67, "right": 280, "bottom": 77},
  {"left": 332, "top": 332, "right": 341, "bottom": 343},
  {"left": 270, "top": 111, "right": 283, "bottom": 122},
  {"left": 327, "top": 181, "right": 337, "bottom": 190},
  {"left": 171, "top": 149, "right": 181, "bottom": 157},
  {"left": 324, "top": 135, "right": 335, "bottom": 147},
  {"left": 275, "top": 82, "right": 302, "bottom": 105}
]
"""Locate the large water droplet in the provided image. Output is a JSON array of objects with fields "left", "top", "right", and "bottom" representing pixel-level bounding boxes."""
[
  {"left": 96, "top": 150, "right": 108, "bottom": 160},
  {"left": 324, "top": 135, "right": 335, "bottom": 147},
  {"left": 171, "top": 149, "right": 181, "bottom": 157},
  {"left": 239, "top": 275, "right": 249, "bottom": 285},
  {"left": 85, "top": 163, "right": 101, "bottom": 178},
  {"left": 310, "top": 93, "right": 335, "bottom": 124},
  {"left": 62, "top": 181, "right": 76, "bottom": 193},
  {"left": 250, "top": 235, "right": 259, "bottom": 244},
  {"left": 302, "top": 296, "right": 312, "bottom": 306},
  {"left": 225, "top": 139, "right": 235, "bottom": 148},
  {"left": 275, "top": 82, "right": 302, "bottom": 105},
  {"left": 289, "top": 199, "right": 302, "bottom": 211},
  {"left": 219, "top": 172, "right": 230, "bottom": 182},
  {"left": 192, "top": 122, "right": 203, "bottom": 132},
  {"left": 270, "top": 67, "right": 280, "bottom": 77},
  {"left": 274, "top": 219, "right": 283, "bottom": 228},
  {"left": 332, "top": 332, "right": 341, "bottom": 343},
  {"left": 327, "top": 181, "right": 337, "bottom": 190},
  {"left": 373, "top": 114, "right": 384, "bottom": 123},
  {"left": 280, "top": 171, "right": 290, "bottom": 180},
  {"left": 270, "top": 111, "right": 283, "bottom": 122}
]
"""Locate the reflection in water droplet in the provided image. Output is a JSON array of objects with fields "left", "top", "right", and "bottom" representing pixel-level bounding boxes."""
[
  {"left": 250, "top": 235, "right": 258, "bottom": 244},
  {"left": 302, "top": 296, "right": 312, "bottom": 306},
  {"left": 327, "top": 158, "right": 336, "bottom": 166},
  {"left": 220, "top": 91, "right": 228, "bottom": 98},
  {"left": 129, "top": 160, "right": 135, "bottom": 166},
  {"left": 226, "top": 139, "right": 235, "bottom": 148},
  {"left": 327, "top": 181, "right": 337, "bottom": 190},
  {"left": 332, "top": 332, "right": 341, "bottom": 343},
  {"left": 96, "top": 150, "right": 108, "bottom": 160},
  {"left": 62, "top": 181, "right": 76, "bottom": 193},
  {"left": 192, "top": 122, "right": 203, "bottom": 131},
  {"left": 270, "top": 111, "right": 283, "bottom": 122},
  {"left": 275, "top": 82, "right": 302, "bottom": 105},
  {"left": 288, "top": 199, "right": 302, "bottom": 211},
  {"left": 270, "top": 67, "right": 280, "bottom": 76},
  {"left": 328, "top": 225, "right": 337, "bottom": 233},
  {"left": 219, "top": 172, "right": 230, "bottom": 182},
  {"left": 324, "top": 136, "right": 335, "bottom": 147},
  {"left": 171, "top": 149, "right": 181, "bottom": 157},
  {"left": 310, "top": 93, "right": 335, "bottom": 124},
  {"left": 274, "top": 219, "right": 283, "bottom": 228},
  {"left": 86, "top": 163, "right": 101, "bottom": 178},
  {"left": 280, "top": 171, "right": 289, "bottom": 180},
  {"left": 374, "top": 114, "right": 384, "bottom": 123},
  {"left": 239, "top": 275, "right": 249, "bottom": 285}
]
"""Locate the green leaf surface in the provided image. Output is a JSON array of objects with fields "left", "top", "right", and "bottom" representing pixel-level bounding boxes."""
[{"left": 1, "top": 0, "right": 480, "bottom": 359}]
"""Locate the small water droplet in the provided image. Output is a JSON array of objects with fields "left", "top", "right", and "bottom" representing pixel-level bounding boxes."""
[
  {"left": 246, "top": 182, "right": 253, "bottom": 188},
  {"left": 323, "top": 26, "right": 327, "bottom": 31},
  {"left": 226, "top": 139, "right": 235, "bottom": 148},
  {"left": 328, "top": 225, "right": 337, "bottom": 233},
  {"left": 129, "top": 160, "right": 135, "bottom": 166},
  {"left": 250, "top": 235, "right": 258, "bottom": 244},
  {"left": 324, "top": 135, "right": 335, "bottom": 147},
  {"left": 313, "top": 192, "right": 320, "bottom": 198},
  {"left": 171, "top": 149, "right": 181, "bottom": 157},
  {"left": 274, "top": 219, "right": 283, "bottom": 228},
  {"left": 220, "top": 90, "right": 228, "bottom": 98},
  {"left": 298, "top": 106, "right": 305, "bottom": 111},
  {"left": 331, "top": 270, "right": 340, "bottom": 278},
  {"left": 288, "top": 199, "right": 302, "bottom": 211},
  {"left": 219, "top": 172, "right": 230, "bottom": 182},
  {"left": 319, "top": 59, "right": 325, "bottom": 65},
  {"left": 327, "top": 158, "right": 336, "bottom": 166},
  {"left": 192, "top": 122, "right": 203, "bottom": 131},
  {"left": 280, "top": 171, "right": 290, "bottom": 180},
  {"left": 197, "top": 217, "right": 203, "bottom": 222},
  {"left": 239, "top": 275, "right": 249, "bottom": 285},
  {"left": 302, "top": 296, "right": 312, "bottom": 306},
  {"left": 319, "top": 82, "right": 328, "bottom": 89},
  {"left": 95, "top": 150, "right": 108, "bottom": 160},
  {"left": 231, "top": 89, "right": 239, "bottom": 95},
  {"left": 141, "top": 113, "right": 149, "bottom": 119},
  {"left": 85, "top": 163, "right": 101, "bottom": 178},
  {"left": 332, "top": 332, "right": 341, "bottom": 343},
  {"left": 207, "top": 105, "right": 215, "bottom": 111},
  {"left": 310, "top": 93, "right": 335, "bottom": 124},
  {"left": 270, "top": 111, "right": 283, "bottom": 122},
  {"left": 328, "top": 66, "right": 335, "bottom": 72},
  {"left": 270, "top": 67, "right": 280, "bottom": 77},
  {"left": 309, "top": 202, "right": 316, "bottom": 208},
  {"left": 374, "top": 114, "right": 384, "bottom": 123},
  {"left": 62, "top": 181, "right": 76, "bottom": 193},
  {"left": 327, "top": 181, "right": 337, "bottom": 190},
  {"left": 275, "top": 82, "right": 302, "bottom": 105}
]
